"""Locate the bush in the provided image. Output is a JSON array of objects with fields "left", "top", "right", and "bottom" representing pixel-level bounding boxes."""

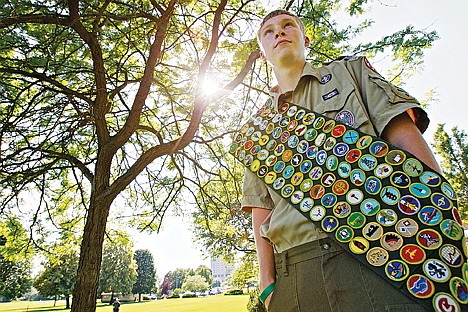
[
  {"left": 247, "top": 288, "right": 267, "bottom": 312},
  {"left": 224, "top": 289, "right": 244, "bottom": 295},
  {"left": 181, "top": 291, "right": 197, "bottom": 298}
]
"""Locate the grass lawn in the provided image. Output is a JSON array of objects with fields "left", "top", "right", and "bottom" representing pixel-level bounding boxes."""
[{"left": 0, "top": 295, "right": 250, "bottom": 312}]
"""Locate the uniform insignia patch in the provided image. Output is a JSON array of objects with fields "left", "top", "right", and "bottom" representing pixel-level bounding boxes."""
[
  {"left": 335, "top": 110, "right": 355, "bottom": 127},
  {"left": 320, "top": 73, "right": 332, "bottom": 84},
  {"left": 322, "top": 88, "right": 339, "bottom": 101}
]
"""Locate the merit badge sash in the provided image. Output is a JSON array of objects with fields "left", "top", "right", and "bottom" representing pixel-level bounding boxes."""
[{"left": 229, "top": 100, "right": 468, "bottom": 312}]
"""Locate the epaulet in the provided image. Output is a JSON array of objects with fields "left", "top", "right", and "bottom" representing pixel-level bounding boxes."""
[{"left": 322, "top": 55, "right": 359, "bottom": 66}]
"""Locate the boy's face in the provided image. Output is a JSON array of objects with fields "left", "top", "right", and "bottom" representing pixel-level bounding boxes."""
[{"left": 258, "top": 14, "right": 309, "bottom": 66}]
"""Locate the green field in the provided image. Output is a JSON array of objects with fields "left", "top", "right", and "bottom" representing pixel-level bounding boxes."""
[{"left": 0, "top": 295, "right": 250, "bottom": 312}]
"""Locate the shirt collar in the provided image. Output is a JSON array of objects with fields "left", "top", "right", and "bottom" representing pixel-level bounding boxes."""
[{"left": 268, "top": 62, "right": 321, "bottom": 96}]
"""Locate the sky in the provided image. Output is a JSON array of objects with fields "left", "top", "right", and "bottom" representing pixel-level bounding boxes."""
[{"left": 133, "top": 0, "right": 468, "bottom": 281}]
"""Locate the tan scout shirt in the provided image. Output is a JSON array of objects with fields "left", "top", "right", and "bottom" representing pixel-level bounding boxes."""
[{"left": 241, "top": 56, "right": 429, "bottom": 253}]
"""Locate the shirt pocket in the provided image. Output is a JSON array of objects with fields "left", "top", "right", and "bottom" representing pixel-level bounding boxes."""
[{"left": 313, "top": 83, "right": 376, "bottom": 135}]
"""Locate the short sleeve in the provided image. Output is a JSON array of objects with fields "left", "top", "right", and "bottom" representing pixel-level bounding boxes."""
[
  {"left": 345, "top": 56, "right": 429, "bottom": 135},
  {"left": 241, "top": 169, "right": 275, "bottom": 213}
]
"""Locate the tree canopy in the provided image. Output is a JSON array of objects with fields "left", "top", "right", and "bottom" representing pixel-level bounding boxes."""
[{"left": 133, "top": 249, "right": 157, "bottom": 300}]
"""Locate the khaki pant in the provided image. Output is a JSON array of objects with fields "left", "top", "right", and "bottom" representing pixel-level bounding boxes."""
[{"left": 269, "top": 237, "right": 428, "bottom": 312}]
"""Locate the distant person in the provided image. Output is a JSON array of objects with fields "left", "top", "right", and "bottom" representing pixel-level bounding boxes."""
[{"left": 113, "top": 298, "right": 120, "bottom": 312}]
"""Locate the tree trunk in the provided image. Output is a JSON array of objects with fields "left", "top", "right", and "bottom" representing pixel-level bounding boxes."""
[
  {"left": 65, "top": 295, "right": 70, "bottom": 309},
  {"left": 71, "top": 196, "right": 112, "bottom": 312}
]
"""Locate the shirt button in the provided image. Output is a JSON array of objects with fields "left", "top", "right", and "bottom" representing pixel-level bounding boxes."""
[{"left": 322, "top": 243, "right": 330, "bottom": 250}]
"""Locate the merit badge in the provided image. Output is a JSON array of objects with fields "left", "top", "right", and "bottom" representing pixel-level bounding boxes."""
[
  {"left": 350, "top": 169, "right": 365, "bottom": 186},
  {"left": 366, "top": 247, "right": 389, "bottom": 267},
  {"left": 306, "top": 145, "right": 318, "bottom": 159},
  {"left": 375, "top": 163, "right": 393, "bottom": 179},
  {"left": 398, "top": 195, "right": 421, "bottom": 215},
  {"left": 409, "top": 183, "right": 431, "bottom": 198},
  {"left": 322, "top": 216, "right": 339, "bottom": 232},
  {"left": 439, "top": 245, "right": 463, "bottom": 267},
  {"left": 300, "top": 179, "right": 313, "bottom": 192},
  {"left": 349, "top": 237, "right": 369, "bottom": 254},
  {"left": 380, "top": 232, "right": 403, "bottom": 251},
  {"left": 347, "top": 212, "right": 366, "bottom": 229},
  {"left": 404, "top": 158, "right": 424, "bottom": 177},
  {"left": 441, "top": 182, "right": 457, "bottom": 200},
  {"left": 333, "top": 202, "right": 352, "bottom": 218},
  {"left": 310, "top": 184, "right": 325, "bottom": 199},
  {"left": 281, "top": 184, "right": 294, "bottom": 198},
  {"left": 365, "top": 177, "right": 382, "bottom": 195},
  {"left": 417, "top": 229, "right": 442, "bottom": 250},
  {"left": 431, "top": 193, "right": 453, "bottom": 210},
  {"left": 310, "top": 205, "right": 326, "bottom": 221},
  {"left": 332, "top": 179, "right": 349, "bottom": 195},
  {"left": 423, "top": 259, "right": 451, "bottom": 283},
  {"left": 418, "top": 206, "right": 443, "bottom": 226},
  {"left": 359, "top": 155, "right": 378, "bottom": 171},
  {"left": 432, "top": 293, "right": 460, "bottom": 312},
  {"left": 370, "top": 141, "right": 389, "bottom": 157},
  {"left": 336, "top": 225, "right": 354, "bottom": 243},
  {"left": 321, "top": 193, "right": 337, "bottom": 208},
  {"left": 287, "top": 105, "right": 297, "bottom": 117},
  {"left": 449, "top": 277, "right": 468, "bottom": 304},
  {"left": 401, "top": 244, "right": 426, "bottom": 265},
  {"left": 356, "top": 135, "right": 372, "bottom": 149},
  {"left": 264, "top": 172, "right": 277, "bottom": 184},
  {"left": 440, "top": 219, "right": 464, "bottom": 241},
  {"left": 346, "top": 189, "right": 364, "bottom": 205},
  {"left": 407, "top": 274, "right": 435, "bottom": 299},
  {"left": 343, "top": 129, "right": 359, "bottom": 144},
  {"left": 381, "top": 187, "right": 400, "bottom": 206},
  {"left": 291, "top": 191, "right": 304, "bottom": 205},
  {"left": 385, "top": 260, "right": 409, "bottom": 282},
  {"left": 376, "top": 209, "right": 398, "bottom": 227},
  {"left": 346, "top": 149, "right": 361, "bottom": 163},
  {"left": 361, "top": 198, "right": 380, "bottom": 216},
  {"left": 333, "top": 142, "right": 349, "bottom": 157},
  {"left": 332, "top": 125, "right": 346, "bottom": 137},
  {"left": 300, "top": 198, "right": 314, "bottom": 212},
  {"left": 337, "top": 162, "right": 351, "bottom": 178},
  {"left": 385, "top": 150, "right": 406, "bottom": 165},
  {"left": 420, "top": 171, "right": 441, "bottom": 187},
  {"left": 295, "top": 109, "right": 306, "bottom": 120},
  {"left": 363, "top": 222, "right": 383, "bottom": 241},
  {"left": 393, "top": 219, "right": 414, "bottom": 239},
  {"left": 272, "top": 177, "right": 285, "bottom": 190},
  {"left": 323, "top": 120, "right": 336, "bottom": 133},
  {"left": 391, "top": 172, "right": 411, "bottom": 188}
]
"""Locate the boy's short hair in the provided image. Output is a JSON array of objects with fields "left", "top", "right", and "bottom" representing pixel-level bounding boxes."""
[{"left": 257, "top": 10, "right": 306, "bottom": 43}]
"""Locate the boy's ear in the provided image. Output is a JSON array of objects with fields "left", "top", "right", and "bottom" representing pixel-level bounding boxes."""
[
  {"left": 304, "top": 36, "right": 310, "bottom": 47},
  {"left": 259, "top": 50, "right": 267, "bottom": 62}
]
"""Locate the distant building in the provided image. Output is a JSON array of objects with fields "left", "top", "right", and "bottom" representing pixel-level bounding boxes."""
[{"left": 210, "top": 257, "right": 235, "bottom": 284}]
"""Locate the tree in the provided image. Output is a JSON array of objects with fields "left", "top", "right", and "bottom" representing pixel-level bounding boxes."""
[
  {"left": 433, "top": 125, "right": 468, "bottom": 222},
  {"left": 132, "top": 249, "right": 156, "bottom": 302},
  {"left": 0, "top": 218, "right": 32, "bottom": 300},
  {"left": 33, "top": 252, "right": 79, "bottom": 308},
  {"left": 165, "top": 268, "right": 194, "bottom": 291},
  {"left": 229, "top": 254, "right": 257, "bottom": 290},
  {"left": 0, "top": 1, "right": 260, "bottom": 310},
  {"left": 182, "top": 275, "right": 209, "bottom": 292},
  {"left": 195, "top": 265, "right": 212, "bottom": 287},
  {"left": 99, "top": 232, "right": 137, "bottom": 303}
]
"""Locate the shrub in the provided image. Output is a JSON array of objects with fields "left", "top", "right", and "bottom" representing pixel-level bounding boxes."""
[
  {"left": 224, "top": 289, "right": 244, "bottom": 295},
  {"left": 247, "top": 288, "right": 267, "bottom": 312}
]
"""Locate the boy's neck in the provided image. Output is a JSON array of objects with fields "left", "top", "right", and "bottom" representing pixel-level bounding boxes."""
[{"left": 273, "top": 60, "right": 306, "bottom": 93}]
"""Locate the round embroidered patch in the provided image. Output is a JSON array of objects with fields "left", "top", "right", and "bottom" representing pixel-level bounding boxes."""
[
  {"left": 385, "top": 150, "right": 406, "bottom": 165},
  {"left": 439, "top": 244, "right": 463, "bottom": 268},
  {"left": 361, "top": 198, "right": 381, "bottom": 216},
  {"left": 359, "top": 154, "right": 378, "bottom": 171},
  {"left": 449, "top": 277, "right": 468, "bottom": 304},
  {"left": 302, "top": 113, "right": 316, "bottom": 125},
  {"left": 321, "top": 193, "right": 337, "bottom": 208},
  {"left": 282, "top": 150, "right": 293, "bottom": 162},
  {"left": 299, "top": 198, "right": 314, "bottom": 212},
  {"left": 376, "top": 209, "right": 398, "bottom": 227},
  {"left": 306, "top": 145, "right": 318, "bottom": 159},
  {"left": 347, "top": 212, "right": 366, "bottom": 229},
  {"left": 326, "top": 155, "right": 339, "bottom": 171},
  {"left": 395, "top": 218, "right": 419, "bottom": 238},
  {"left": 266, "top": 139, "right": 277, "bottom": 151},
  {"left": 440, "top": 219, "right": 464, "bottom": 241},
  {"left": 322, "top": 216, "right": 339, "bottom": 232},
  {"left": 400, "top": 244, "right": 426, "bottom": 264},
  {"left": 310, "top": 205, "right": 326, "bottom": 221},
  {"left": 282, "top": 165, "right": 294, "bottom": 179},
  {"left": 431, "top": 193, "right": 453, "bottom": 210},
  {"left": 281, "top": 184, "right": 294, "bottom": 198},
  {"left": 349, "top": 237, "right": 369, "bottom": 254},
  {"left": 441, "top": 182, "right": 457, "bottom": 200},
  {"left": 291, "top": 172, "right": 304, "bottom": 186},
  {"left": 350, "top": 169, "right": 366, "bottom": 186},
  {"left": 297, "top": 140, "right": 309, "bottom": 153},
  {"left": 369, "top": 141, "right": 389, "bottom": 157},
  {"left": 333, "top": 202, "right": 352, "bottom": 218},
  {"left": 418, "top": 206, "right": 443, "bottom": 226},
  {"left": 407, "top": 274, "right": 435, "bottom": 299},
  {"left": 420, "top": 171, "right": 441, "bottom": 187},
  {"left": 346, "top": 189, "right": 364, "bottom": 205},
  {"left": 332, "top": 179, "right": 349, "bottom": 195},
  {"left": 423, "top": 259, "right": 451, "bottom": 283},
  {"left": 343, "top": 129, "right": 359, "bottom": 144},
  {"left": 409, "top": 183, "right": 431, "bottom": 198},
  {"left": 417, "top": 229, "right": 443, "bottom": 250},
  {"left": 390, "top": 171, "right": 411, "bottom": 188},
  {"left": 333, "top": 142, "right": 349, "bottom": 157},
  {"left": 273, "top": 161, "right": 285, "bottom": 173},
  {"left": 274, "top": 144, "right": 285, "bottom": 156},
  {"left": 291, "top": 190, "right": 304, "bottom": 205},
  {"left": 375, "top": 163, "right": 393, "bottom": 179},
  {"left": 337, "top": 162, "right": 352, "bottom": 178},
  {"left": 336, "top": 225, "right": 354, "bottom": 243},
  {"left": 381, "top": 186, "right": 400, "bottom": 206},
  {"left": 385, "top": 260, "right": 409, "bottom": 282},
  {"left": 300, "top": 179, "right": 313, "bottom": 192},
  {"left": 364, "top": 177, "right": 382, "bottom": 195},
  {"left": 335, "top": 110, "right": 355, "bottom": 127},
  {"left": 304, "top": 128, "right": 318, "bottom": 141},
  {"left": 332, "top": 124, "right": 346, "bottom": 138},
  {"left": 403, "top": 158, "right": 424, "bottom": 177},
  {"left": 363, "top": 222, "right": 383, "bottom": 241},
  {"left": 272, "top": 177, "right": 285, "bottom": 190},
  {"left": 323, "top": 120, "right": 335, "bottom": 133},
  {"left": 398, "top": 195, "right": 421, "bottom": 215},
  {"left": 295, "top": 109, "right": 306, "bottom": 120},
  {"left": 287, "top": 135, "right": 299, "bottom": 148},
  {"left": 356, "top": 135, "right": 372, "bottom": 149},
  {"left": 367, "top": 247, "right": 389, "bottom": 267},
  {"left": 310, "top": 184, "right": 325, "bottom": 199},
  {"left": 300, "top": 160, "right": 312, "bottom": 173},
  {"left": 264, "top": 172, "right": 277, "bottom": 184},
  {"left": 380, "top": 232, "right": 404, "bottom": 251},
  {"left": 432, "top": 292, "right": 460, "bottom": 312}
]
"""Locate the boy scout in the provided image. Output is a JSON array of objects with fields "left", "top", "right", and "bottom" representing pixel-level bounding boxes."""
[{"left": 242, "top": 10, "right": 440, "bottom": 311}]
